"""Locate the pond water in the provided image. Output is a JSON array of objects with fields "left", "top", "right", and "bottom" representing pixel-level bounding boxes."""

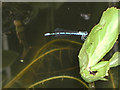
[{"left": 2, "top": 2, "right": 120, "bottom": 88}]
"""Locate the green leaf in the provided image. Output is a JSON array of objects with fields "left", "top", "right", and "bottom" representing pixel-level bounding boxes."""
[
  {"left": 78, "top": 7, "right": 120, "bottom": 83},
  {"left": 109, "top": 52, "right": 120, "bottom": 68}
]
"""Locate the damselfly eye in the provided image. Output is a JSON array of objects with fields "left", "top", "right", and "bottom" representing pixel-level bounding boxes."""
[{"left": 84, "top": 31, "right": 88, "bottom": 35}]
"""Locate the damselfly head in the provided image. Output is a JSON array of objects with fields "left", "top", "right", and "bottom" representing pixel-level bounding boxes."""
[
  {"left": 78, "top": 31, "right": 88, "bottom": 36},
  {"left": 84, "top": 31, "right": 88, "bottom": 35}
]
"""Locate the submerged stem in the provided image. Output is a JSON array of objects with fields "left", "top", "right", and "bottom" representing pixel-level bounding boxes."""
[
  {"left": 28, "top": 75, "right": 89, "bottom": 88},
  {"left": 88, "top": 82, "right": 95, "bottom": 89}
]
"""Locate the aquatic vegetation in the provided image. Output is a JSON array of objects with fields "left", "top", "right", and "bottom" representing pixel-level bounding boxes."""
[
  {"left": 3, "top": 37, "right": 119, "bottom": 88},
  {"left": 78, "top": 7, "right": 120, "bottom": 87},
  {"left": 28, "top": 75, "right": 88, "bottom": 88},
  {"left": 3, "top": 39, "right": 83, "bottom": 88},
  {"left": 2, "top": 2, "right": 119, "bottom": 89}
]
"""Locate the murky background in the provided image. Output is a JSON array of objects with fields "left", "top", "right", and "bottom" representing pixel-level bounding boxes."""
[{"left": 2, "top": 2, "right": 120, "bottom": 88}]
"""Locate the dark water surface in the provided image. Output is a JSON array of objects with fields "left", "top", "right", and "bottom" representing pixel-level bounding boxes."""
[{"left": 2, "top": 2, "right": 120, "bottom": 88}]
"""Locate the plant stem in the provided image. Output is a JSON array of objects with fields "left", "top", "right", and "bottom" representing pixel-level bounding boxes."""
[{"left": 88, "top": 82, "right": 95, "bottom": 90}]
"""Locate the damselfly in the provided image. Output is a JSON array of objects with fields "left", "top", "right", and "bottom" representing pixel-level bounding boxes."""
[{"left": 44, "top": 28, "right": 88, "bottom": 41}]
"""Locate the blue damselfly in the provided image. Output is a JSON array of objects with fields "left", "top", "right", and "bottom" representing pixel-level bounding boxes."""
[{"left": 44, "top": 28, "right": 88, "bottom": 41}]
